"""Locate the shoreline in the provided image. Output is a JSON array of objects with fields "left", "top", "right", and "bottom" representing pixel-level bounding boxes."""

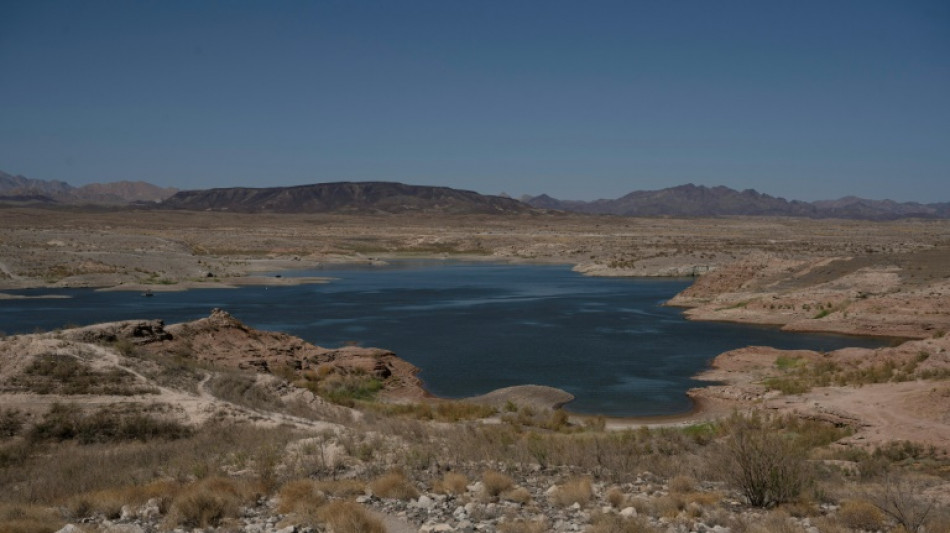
[{"left": 1, "top": 256, "right": 909, "bottom": 427}]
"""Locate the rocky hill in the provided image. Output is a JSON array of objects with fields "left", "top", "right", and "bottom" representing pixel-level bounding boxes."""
[
  {"left": 0, "top": 170, "right": 177, "bottom": 205},
  {"left": 525, "top": 184, "right": 950, "bottom": 220},
  {"left": 161, "top": 181, "right": 533, "bottom": 214}
]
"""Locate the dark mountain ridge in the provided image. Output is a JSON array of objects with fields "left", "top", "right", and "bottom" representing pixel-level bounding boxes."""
[{"left": 160, "top": 181, "right": 532, "bottom": 214}]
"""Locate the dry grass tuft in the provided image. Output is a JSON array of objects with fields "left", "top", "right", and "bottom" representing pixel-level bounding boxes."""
[
  {"left": 745, "top": 510, "right": 806, "bottom": 533},
  {"left": 587, "top": 511, "right": 658, "bottom": 533},
  {"left": 837, "top": 499, "right": 887, "bottom": 531},
  {"left": 0, "top": 503, "right": 64, "bottom": 533},
  {"left": 316, "top": 501, "right": 385, "bottom": 533},
  {"left": 549, "top": 477, "right": 593, "bottom": 508},
  {"left": 667, "top": 475, "right": 695, "bottom": 493},
  {"left": 501, "top": 486, "right": 532, "bottom": 504},
  {"left": 433, "top": 472, "right": 469, "bottom": 495},
  {"left": 482, "top": 470, "right": 516, "bottom": 499},
  {"left": 66, "top": 479, "right": 180, "bottom": 519},
  {"left": 368, "top": 469, "right": 419, "bottom": 500},
  {"left": 312, "top": 479, "right": 366, "bottom": 498},
  {"left": 498, "top": 517, "right": 549, "bottom": 533},
  {"left": 606, "top": 486, "right": 627, "bottom": 508},
  {"left": 164, "top": 476, "right": 255, "bottom": 529},
  {"left": 277, "top": 479, "right": 327, "bottom": 515}
]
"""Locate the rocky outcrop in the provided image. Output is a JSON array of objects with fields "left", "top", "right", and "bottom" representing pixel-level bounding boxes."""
[
  {"left": 138, "top": 309, "right": 425, "bottom": 398},
  {"left": 61, "top": 319, "right": 172, "bottom": 345}
]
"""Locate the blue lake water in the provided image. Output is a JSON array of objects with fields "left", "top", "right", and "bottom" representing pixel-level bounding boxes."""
[{"left": 0, "top": 261, "right": 885, "bottom": 417}]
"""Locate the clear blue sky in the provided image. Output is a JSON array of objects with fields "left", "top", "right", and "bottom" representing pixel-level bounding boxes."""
[{"left": 1, "top": 1, "right": 948, "bottom": 202}]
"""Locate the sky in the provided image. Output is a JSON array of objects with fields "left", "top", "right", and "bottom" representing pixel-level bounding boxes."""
[{"left": 1, "top": 1, "right": 948, "bottom": 202}]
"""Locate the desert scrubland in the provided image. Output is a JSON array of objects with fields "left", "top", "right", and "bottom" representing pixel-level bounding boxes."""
[{"left": 1, "top": 207, "right": 949, "bottom": 533}]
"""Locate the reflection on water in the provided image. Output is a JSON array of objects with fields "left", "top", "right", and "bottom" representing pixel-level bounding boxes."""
[{"left": 0, "top": 261, "right": 885, "bottom": 417}]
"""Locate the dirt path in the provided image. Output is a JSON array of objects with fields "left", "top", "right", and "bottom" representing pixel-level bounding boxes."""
[{"left": 786, "top": 381, "right": 950, "bottom": 453}]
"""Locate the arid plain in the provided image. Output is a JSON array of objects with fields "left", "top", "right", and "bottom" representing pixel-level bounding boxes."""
[{"left": 1, "top": 207, "right": 949, "bottom": 532}]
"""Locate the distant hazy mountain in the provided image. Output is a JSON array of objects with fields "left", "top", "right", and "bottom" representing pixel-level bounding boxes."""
[
  {"left": 0, "top": 170, "right": 177, "bottom": 204},
  {"left": 524, "top": 184, "right": 949, "bottom": 220},
  {"left": 161, "top": 182, "right": 532, "bottom": 214}
]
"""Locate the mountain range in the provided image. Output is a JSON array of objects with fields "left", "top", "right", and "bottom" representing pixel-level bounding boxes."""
[
  {"left": 523, "top": 184, "right": 950, "bottom": 220},
  {"left": 2, "top": 169, "right": 947, "bottom": 219},
  {"left": 0, "top": 170, "right": 178, "bottom": 204}
]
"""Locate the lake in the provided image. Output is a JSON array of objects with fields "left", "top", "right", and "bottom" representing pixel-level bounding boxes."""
[{"left": 0, "top": 261, "right": 885, "bottom": 417}]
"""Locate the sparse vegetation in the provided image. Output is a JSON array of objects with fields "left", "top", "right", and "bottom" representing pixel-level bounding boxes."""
[
  {"left": 12, "top": 354, "right": 158, "bottom": 395},
  {"left": 295, "top": 367, "right": 383, "bottom": 406},
  {"left": 28, "top": 402, "right": 191, "bottom": 444}
]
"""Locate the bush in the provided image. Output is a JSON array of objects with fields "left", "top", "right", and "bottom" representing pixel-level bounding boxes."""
[
  {"left": 587, "top": 512, "right": 658, "bottom": 533},
  {"left": 482, "top": 470, "right": 515, "bottom": 499},
  {"left": 277, "top": 479, "right": 326, "bottom": 516},
  {"left": 0, "top": 503, "right": 64, "bottom": 533},
  {"left": 837, "top": 499, "right": 887, "bottom": 531},
  {"left": 316, "top": 501, "right": 385, "bottom": 533},
  {"left": 368, "top": 469, "right": 418, "bottom": 500},
  {"left": 868, "top": 474, "right": 937, "bottom": 533},
  {"left": 434, "top": 472, "right": 469, "bottom": 495},
  {"left": 0, "top": 409, "right": 24, "bottom": 438},
  {"left": 549, "top": 477, "right": 593, "bottom": 508},
  {"left": 165, "top": 477, "right": 254, "bottom": 529},
  {"left": 715, "top": 415, "right": 810, "bottom": 507}
]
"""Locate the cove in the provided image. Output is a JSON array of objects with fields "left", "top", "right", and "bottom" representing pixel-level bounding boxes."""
[{"left": 0, "top": 261, "right": 885, "bottom": 417}]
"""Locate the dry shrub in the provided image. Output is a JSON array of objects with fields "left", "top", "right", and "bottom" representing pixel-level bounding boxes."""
[
  {"left": 667, "top": 475, "right": 695, "bottom": 493},
  {"left": 682, "top": 489, "right": 719, "bottom": 507},
  {"left": 498, "top": 517, "right": 549, "bottom": 533},
  {"left": 0, "top": 503, "right": 64, "bottom": 533},
  {"left": 164, "top": 477, "right": 254, "bottom": 528},
  {"left": 433, "top": 472, "right": 469, "bottom": 495},
  {"left": 837, "top": 499, "right": 886, "bottom": 531},
  {"left": 868, "top": 473, "right": 937, "bottom": 533},
  {"left": 67, "top": 479, "right": 180, "bottom": 519},
  {"left": 652, "top": 494, "right": 685, "bottom": 519},
  {"left": 316, "top": 501, "right": 384, "bottom": 533},
  {"left": 277, "top": 479, "right": 327, "bottom": 515},
  {"left": 745, "top": 510, "right": 806, "bottom": 533},
  {"left": 714, "top": 415, "right": 810, "bottom": 507},
  {"left": 482, "top": 470, "right": 515, "bottom": 499},
  {"left": 586, "top": 511, "right": 658, "bottom": 533},
  {"left": 606, "top": 486, "right": 627, "bottom": 508},
  {"left": 549, "top": 477, "right": 593, "bottom": 508},
  {"left": 368, "top": 469, "right": 419, "bottom": 500},
  {"left": 501, "top": 486, "right": 532, "bottom": 504},
  {"left": 312, "top": 479, "right": 366, "bottom": 498}
]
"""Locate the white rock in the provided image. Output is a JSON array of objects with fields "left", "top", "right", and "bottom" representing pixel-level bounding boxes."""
[
  {"left": 620, "top": 506, "right": 637, "bottom": 518},
  {"left": 55, "top": 525, "right": 82, "bottom": 533},
  {"left": 415, "top": 495, "right": 435, "bottom": 509},
  {"left": 420, "top": 524, "right": 453, "bottom": 533},
  {"left": 275, "top": 526, "right": 296, "bottom": 533},
  {"left": 102, "top": 525, "right": 145, "bottom": 533},
  {"left": 119, "top": 505, "right": 136, "bottom": 521}
]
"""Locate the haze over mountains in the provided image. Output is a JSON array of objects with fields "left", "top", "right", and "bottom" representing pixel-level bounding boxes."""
[
  {"left": 1, "top": 169, "right": 947, "bottom": 219},
  {"left": 0, "top": 170, "right": 177, "bottom": 204}
]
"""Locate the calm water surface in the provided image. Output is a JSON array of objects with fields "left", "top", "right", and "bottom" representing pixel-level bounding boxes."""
[{"left": 0, "top": 261, "right": 884, "bottom": 416}]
